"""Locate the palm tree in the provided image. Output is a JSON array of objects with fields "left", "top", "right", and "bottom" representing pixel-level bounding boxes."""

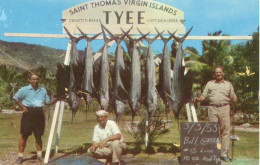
[
  {"left": 198, "top": 31, "right": 235, "bottom": 86},
  {"left": 201, "top": 31, "right": 232, "bottom": 68}
]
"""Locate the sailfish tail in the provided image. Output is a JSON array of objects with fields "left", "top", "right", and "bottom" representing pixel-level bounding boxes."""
[{"left": 171, "top": 26, "right": 193, "bottom": 43}]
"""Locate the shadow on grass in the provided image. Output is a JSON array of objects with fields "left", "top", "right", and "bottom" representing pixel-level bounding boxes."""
[
  {"left": 22, "top": 155, "right": 38, "bottom": 162},
  {"left": 41, "top": 142, "right": 92, "bottom": 162},
  {"left": 42, "top": 142, "right": 180, "bottom": 161}
]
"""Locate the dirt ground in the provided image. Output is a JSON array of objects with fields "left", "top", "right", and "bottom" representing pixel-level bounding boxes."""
[
  {"left": 0, "top": 153, "right": 179, "bottom": 165},
  {"left": 1, "top": 153, "right": 259, "bottom": 165}
]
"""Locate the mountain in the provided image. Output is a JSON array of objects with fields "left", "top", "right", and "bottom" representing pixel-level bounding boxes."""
[
  {"left": 0, "top": 40, "right": 164, "bottom": 74},
  {"left": 0, "top": 40, "right": 66, "bottom": 73}
]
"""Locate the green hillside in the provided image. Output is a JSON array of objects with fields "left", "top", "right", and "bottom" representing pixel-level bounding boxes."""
[{"left": 0, "top": 40, "right": 65, "bottom": 73}]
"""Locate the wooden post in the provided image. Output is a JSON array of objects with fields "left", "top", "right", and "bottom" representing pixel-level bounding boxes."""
[
  {"left": 55, "top": 101, "right": 65, "bottom": 153},
  {"left": 54, "top": 40, "right": 72, "bottom": 154},
  {"left": 190, "top": 103, "right": 198, "bottom": 122},
  {"left": 145, "top": 111, "right": 149, "bottom": 147},
  {"left": 44, "top": 101, "right": 60, "bottom": 164},
  {"left": 44, "top": 39, "right": 72, "bottom": 163},
  {"left": 185, "top": 103, "right": 192, "bottom": 122},
  {"left": 64, "top": 40, "right": 72, "bottom": 65}
]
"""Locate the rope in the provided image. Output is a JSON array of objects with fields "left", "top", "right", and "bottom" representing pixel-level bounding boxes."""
[{"left": 0, "top": 48, "right": 34, "bottom": 74}]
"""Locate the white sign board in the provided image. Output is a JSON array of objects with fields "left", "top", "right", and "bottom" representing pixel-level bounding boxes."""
[{"left": 62, "top": 0, "right": 185, "bottom": 35}]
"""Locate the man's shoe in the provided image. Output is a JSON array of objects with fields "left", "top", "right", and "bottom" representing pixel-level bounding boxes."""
[
  {"left": 37, "top": 156, "right": 44, "bottom": 162},
  {"left": 15, "top": 157, "right": 23, "bottom": 164},
  {"left": 221, "top": 156, "right": 230, "bottom": 162}
]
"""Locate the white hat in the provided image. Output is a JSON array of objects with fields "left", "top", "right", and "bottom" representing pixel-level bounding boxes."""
[{"left": 96, "top": 110, "right": 108, "bottom": 116}]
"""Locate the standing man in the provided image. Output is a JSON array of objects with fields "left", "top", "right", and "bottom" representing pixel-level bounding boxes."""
[
  {"left": 195, "top": 66, "right": 237, "bottom": 162},
  {"left": 88, "top": 110, "right": 126, "bottom": 165},
  {"left": 13, "top": 73, "right": 56, "bottom": 164}
]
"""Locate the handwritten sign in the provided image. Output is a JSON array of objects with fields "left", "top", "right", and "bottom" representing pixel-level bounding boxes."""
[{"left": 180, "top": 122, "right": 221, "bottom": 165}]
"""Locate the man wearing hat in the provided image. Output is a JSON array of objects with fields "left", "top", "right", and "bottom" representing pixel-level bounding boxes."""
[{"left": 88, "top": 110, "right": 126, "bottom": 165}]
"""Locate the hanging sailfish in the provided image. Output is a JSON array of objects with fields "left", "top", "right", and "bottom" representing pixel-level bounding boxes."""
[
  {"left": 137, "top": 28, "right": 161, "bottom": 119},
  {"left": 170, "top": 27, "right": 194, "bottom": 120},
  {"left": 99, "top": 23, "right": 114, "bottom": 110},
  {"left": 77, "top": 27, "right": 101, "bottom": 117},
  {"left": 121, "top": 28, "right": 149, "bottom": 121},
  {"left": 155, "top": 28, "right": 173, "bottom": 120},
  {"left": 63, "top": 26, "right": 83, "bottom": 118},
  {"left": 77, "top": 27, "right": 101, "bottom": 94},
  {"left": 102, "top": 25, "right": 133, "bottom": 122}
]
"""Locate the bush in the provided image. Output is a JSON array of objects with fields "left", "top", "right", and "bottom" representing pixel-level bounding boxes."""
[{"left": 127, "top": 109, "right": 169, "bottom": 147}]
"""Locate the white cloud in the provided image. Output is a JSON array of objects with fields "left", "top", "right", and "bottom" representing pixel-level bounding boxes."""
[{"left": 0, "top": 9, "right": 7, "bottom": 21}]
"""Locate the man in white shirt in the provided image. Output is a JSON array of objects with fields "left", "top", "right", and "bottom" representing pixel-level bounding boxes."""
[{"left": 88, "top": 110, "right": 126, "bottom": 165}]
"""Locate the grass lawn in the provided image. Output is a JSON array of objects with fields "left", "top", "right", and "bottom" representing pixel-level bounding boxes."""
[{"left": 0, "top": 104, "right": 259, "bottom": 162}]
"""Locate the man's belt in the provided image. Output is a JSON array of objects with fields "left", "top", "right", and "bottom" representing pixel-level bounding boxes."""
[
  {"left": 26, "top": 107, "right": 43, "bottom": 110},
  {"left": 209, "top": 103, "right": 229, "bottom": 107}
]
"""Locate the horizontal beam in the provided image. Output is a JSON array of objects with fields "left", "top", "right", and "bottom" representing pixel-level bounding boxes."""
[
  {"left": 4, "top": 33, "right": 252, "bottom": 40},
  {"left": 4, "top": 33, "right": 68, "bottom": 38},
  {"left": 187, "top": 36, "right": 252, "bottom": 40}
]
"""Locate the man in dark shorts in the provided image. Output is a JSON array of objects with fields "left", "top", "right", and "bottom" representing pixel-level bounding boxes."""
[{"left": 13, "top": 73, "right": 56, "bottom": 164}]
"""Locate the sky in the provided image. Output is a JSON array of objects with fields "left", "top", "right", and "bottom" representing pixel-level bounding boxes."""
[{"left": 0, "top": 0, "right": 259, "bottom": 55}]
